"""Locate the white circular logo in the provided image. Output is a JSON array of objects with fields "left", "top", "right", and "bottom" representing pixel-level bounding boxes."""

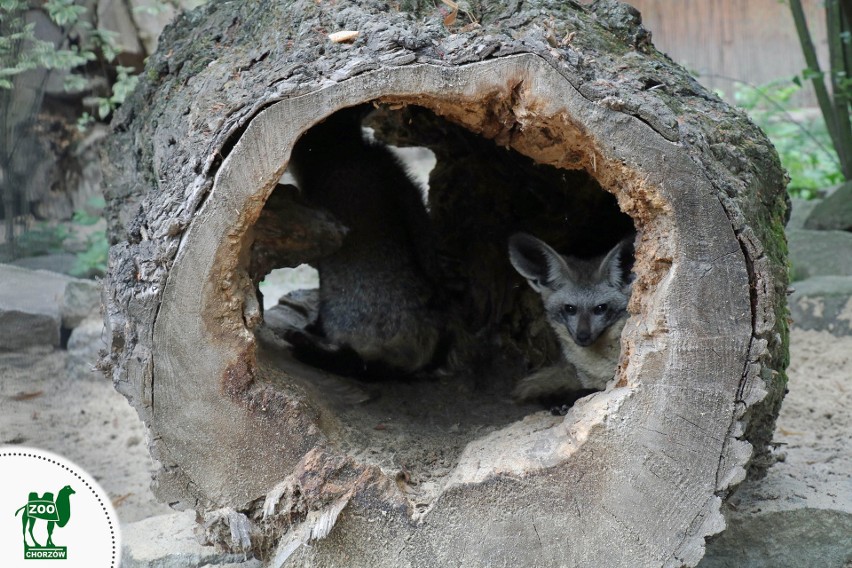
[{"left": 0, "top": 447, "right": 120, "bottom": 567}]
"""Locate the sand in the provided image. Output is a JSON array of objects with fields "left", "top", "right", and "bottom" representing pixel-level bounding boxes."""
[{"left": 1, "top": 328, "right": 849, "bottom": 533}]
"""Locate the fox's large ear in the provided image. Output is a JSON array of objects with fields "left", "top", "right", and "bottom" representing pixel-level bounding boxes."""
[
  {"left": 600, "top": 235, "right": 636, "bottom": 290},
  {"left": 508, "top": 233, "right": 568, "bottom": 292}
]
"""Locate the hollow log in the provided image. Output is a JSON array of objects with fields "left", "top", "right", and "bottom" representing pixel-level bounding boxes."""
[{"left": 101, "top": 1, "right": 789, "bottom": 566}]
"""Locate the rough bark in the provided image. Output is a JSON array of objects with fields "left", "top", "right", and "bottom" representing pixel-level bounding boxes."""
[{"left": 100, "top": 1, "right": 789, "bottom": 566}]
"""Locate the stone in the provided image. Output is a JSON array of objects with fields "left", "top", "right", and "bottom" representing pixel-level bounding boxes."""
[
  {"left": 66, "top": 316, "right": 106, "bottom": 381},
  {"left": 128, "top": 1, "right": 206, "bottom": 56},
  {"left": 61, "top": 279, "right": 101, "bottom": 329},
  {"left": 699, "top": 509, "right": 852, "bottom": 568},
  {"left": 788, "top": 276, "right": 852, "bottom": 335},
  {"left": 0, "top": 264, "right": 72, "bottom": 351},
  {"left": 786, "top": 197, "right": 820, "bottom": 231},
  {"left": 121, "top": 511, "right": 260, "bottom": 568},
  {"left": 804, "top": 181, "right": 852, "bottom": 231},
  {"left": 96, "top": 0, "right": 144, "bottom": 60},
  {"left": 787, "top": 229, "right": 852, "bottom": 281},
  {"left": 201, "top": 560, "right": 263, "bottom": 568},
  {"left": 70, "top": 126, "right": 109, "bottom": 214},
  {"left": 10, "top": 253, "right": 78, "bottom": 276}
]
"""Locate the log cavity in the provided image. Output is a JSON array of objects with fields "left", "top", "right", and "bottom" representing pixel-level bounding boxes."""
[{"left": 248, "top": 104, "right": 635, "bottom": 506}]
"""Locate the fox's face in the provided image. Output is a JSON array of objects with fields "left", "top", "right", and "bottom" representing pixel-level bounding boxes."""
[{"left": 509, "top": 233, "right": 634, "bottom": 347}]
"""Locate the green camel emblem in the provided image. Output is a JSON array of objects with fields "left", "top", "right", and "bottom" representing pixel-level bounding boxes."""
[{"left": 14, "top": 485, "right": 75, "bottom": 551}]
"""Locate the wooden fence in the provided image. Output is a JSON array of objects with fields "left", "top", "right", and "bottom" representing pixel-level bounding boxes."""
[{"left": 624, "top": 0, "right": 828, "bottom": 106}]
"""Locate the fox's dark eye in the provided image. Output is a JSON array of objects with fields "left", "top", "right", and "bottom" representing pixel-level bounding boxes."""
[
  {"left": 593, "top": 304, "right": 608, "bottom": 315},
  {"left": 564, "top": 304, "right": 577, "bottom": 315}
]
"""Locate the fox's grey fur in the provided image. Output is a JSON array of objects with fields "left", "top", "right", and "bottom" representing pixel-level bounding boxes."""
[
  {"left": 287, "top": 107, "right": 443, "bottom": 375},
  {"left": 508, "top": 232, "right": 634, "bottom": 399}
]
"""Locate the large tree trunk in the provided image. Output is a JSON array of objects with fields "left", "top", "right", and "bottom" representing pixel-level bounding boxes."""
[{"left": 101, "top": 1, "right": 789, "bottom": 566}]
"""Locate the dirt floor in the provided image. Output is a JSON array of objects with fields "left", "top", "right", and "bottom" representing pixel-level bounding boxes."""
[{"left": 1, "top": 327, "right": 849, "bottom": 532}]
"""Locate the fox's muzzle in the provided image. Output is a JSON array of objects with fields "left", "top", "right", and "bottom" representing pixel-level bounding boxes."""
[{"left": 573, "top": 315, "right": 595, "bottom": 346}]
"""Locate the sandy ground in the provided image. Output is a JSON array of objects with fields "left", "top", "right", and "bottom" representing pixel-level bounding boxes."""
[
  {"left": 735, "top": 328, "right": 852, "bottom": 514},
  {"left": 1, "top": 327, "right": 849, "bottom": 537},
  {"left": 0, "top": 348, "right": 172, "bottom": 523}
]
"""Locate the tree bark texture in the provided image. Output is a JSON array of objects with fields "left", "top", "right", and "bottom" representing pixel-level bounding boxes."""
[{"left": 100, "top": 1, "right": 790, "bottom": 566}]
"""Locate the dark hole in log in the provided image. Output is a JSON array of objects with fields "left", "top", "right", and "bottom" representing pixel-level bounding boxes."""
[{"left": 248, "top": 104, "right": 635, "bottom": 506}]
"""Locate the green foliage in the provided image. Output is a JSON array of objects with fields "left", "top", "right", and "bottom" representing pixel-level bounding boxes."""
[
  {"left": 72, "top": 196, "right": 105, "bottom": 226},
  {"left": 732, "top": 80, "right": 843, "bottom": 199},
  {"left": 43, "top": 0, "right": 86, "bottom": 26},
  {"left": 790, "top": 0, "right": 852, "bottom": 181},
  {"left": 0, "top": 0, "right": 96, "bottom": 89},
  {"left": 92, "top": 65, "right": 139, "bottom": 120},
  {"left": 89, "top": 27, "right": 121, "bottom": 63},
  {"left": 12, "top": 222, "right": 71, "bottom": 257},
  {"left": 1, "top": 0, "right": 135, "bottom": 266},
  {"left": 0, "top": 196, "right": 109, "bottom": 278},
  {"left": 0, "top": 0, "right": 138, "bottom": 122},
  {"left": 70, "top": 196, "right": 108, "bottom": 278},
  {"left": 71, "top": 229, "right": 107, "bottom": 278}
]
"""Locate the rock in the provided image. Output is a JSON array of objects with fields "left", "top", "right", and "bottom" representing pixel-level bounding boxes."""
[
  {"left": 128, "top": 0, "right": 205, "bottom": 56},
  {"left": 122, "top": 511, "right": 261, "bottom": 568},
  {"left": 10, "top": 253, "right": 78, "bottom": 276},
  {"left": 263, "top": 288, "right": 319, "bottom": 336},
  {"left": 61, "top": 279, "right": 101, "bottom": 329},
  {"left": 66, "top": 316, "right": 106, "bottom": 380},
  {"left": 699, "top": 509, "right": 852, "bottom": 568},
  {"left": 786, "top": 197, "right": 820, "bottom": 231},
  {"left": 0, "top": 264, "right": 72, "bottom": 351},
  {"left": 788, "top": 276, "right": 852, "bottom": 335},
  {"left": 200, "top": 564, "right": 262, "bottom": 568},
  {"left": 70, "top": 126, "right": 109, "bottom": 214},
  {"left": 96, "top": 0, "right": 144, "bottom": 60},
  {"left": 23, "top": 10, "right": 66, "bottom": 95},
  {"left": 127, "top": 0, "right": 176, "bottom": 55},
  {"left": 787, "top": 229, "right": 852, "bottom": 281},
  {"left": 804, "top": 181, "right": 852, "bottom": 231}
]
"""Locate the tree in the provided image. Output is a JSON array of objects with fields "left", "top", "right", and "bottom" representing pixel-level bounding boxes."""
[
  {"left": 0, "top": 0, "right": 134, "bottom": 260},
  {"left": 791, "top": 0, "right": 852, "bottom": 230}
]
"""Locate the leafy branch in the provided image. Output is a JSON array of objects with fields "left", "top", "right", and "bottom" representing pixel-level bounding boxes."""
[
  {"left": 0, "top": 0, "right": 136, "bottom": 259},
  {"left": 789, "top": 0, "right": 852, "bottom": 180},
  {"left": 0, "top": 0, "right": 96, "bottom": 89}
]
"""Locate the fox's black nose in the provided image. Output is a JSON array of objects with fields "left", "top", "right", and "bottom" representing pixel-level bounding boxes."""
[{"left": 575, "top": 331, "right": 592, "bottom": 346}]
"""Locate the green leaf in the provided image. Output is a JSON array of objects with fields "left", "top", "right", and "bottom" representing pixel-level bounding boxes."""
[
  {"left": 0, "top": 0, "right": 27, "bottom": 11},
  {"left": 802, "top": 67, "right": 824, "bottom": 81},
  {"left": 63, "top": 73, "right": 87, "bottom": 92},
  {"left": 76, "top": 111, "right": 94, "bottom": 132},
  {"left": 90, "top": 27, "right": 122, "bottom": 62},
  {"left": 111, "top": 73, "right": 138, "bottom": 104},
  {"left": 44, "top": 0, "right": 87, "bottom": 27},
  {"left": 97, "top": 99, "right": 111, "bottom": 119}
]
